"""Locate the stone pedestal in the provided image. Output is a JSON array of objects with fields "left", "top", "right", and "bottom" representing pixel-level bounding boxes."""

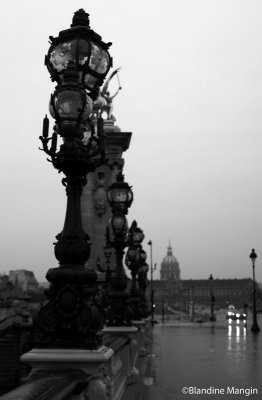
[
  {"left": 103, "top": 326, "right": 139, "bottom": 379},
  {"left": 132, "top": 320, "right": 147, "bottom": 355},
  {"left": 21, "top": 346, "right": 113, "bottom": 373},
  {"left": 81, "top": 120, "right": 132, "bottom": 269},
  {"left": 20, "top": 346, "right": 114, "bottom": 400}
]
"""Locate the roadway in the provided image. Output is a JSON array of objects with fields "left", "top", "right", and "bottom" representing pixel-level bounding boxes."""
[{"left": 135, "top": 310, "right": 262, "bottom": 400}]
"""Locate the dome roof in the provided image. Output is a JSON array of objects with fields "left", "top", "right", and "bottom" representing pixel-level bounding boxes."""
[
  {"left": 161, "top": 244, "right": 178, "bottom": 267},
  {"left": 160, "top": 243, "right": 180, "bottom": 276}
]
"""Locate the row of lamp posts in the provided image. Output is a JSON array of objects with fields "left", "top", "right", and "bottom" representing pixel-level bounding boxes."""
[
  {"left": 36, "top": 9, "right": 153, "bottom": 350},
  {"left": 34, "top": 9, "right": 261, "bottom": 352}
]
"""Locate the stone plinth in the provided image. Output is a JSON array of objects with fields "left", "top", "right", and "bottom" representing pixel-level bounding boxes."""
[
  {"left": 103, "top": 326, "right": 138, "bottom": 335},
  {"left": 19, "top": 346, "right": 114, "bottom": 400},
  {"left": 103, "top": 326, "right": 139, "bottom": 380},
  {"left": 21, "top": 346, "right": 113, "bottom": 375},
  {"left": 132, "top": 320, "right": 147, "bottom": 355}
]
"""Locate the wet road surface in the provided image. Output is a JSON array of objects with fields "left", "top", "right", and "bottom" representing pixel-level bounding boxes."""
[{"left": 145, "top": 313, "right": 262, "bottom": 399}]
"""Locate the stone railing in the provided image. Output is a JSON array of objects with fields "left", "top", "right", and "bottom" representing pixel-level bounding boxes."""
[
  {"left": 0, "top": 319, "right": 151, "bottom": 400},
  {"left": 0, "top": 314, "right": 17, "bottom": 332},
  {"left": 0, "top": 312, "right": 33, "bottom": 334},
  {"left": 0, "top": 369, "right": 96, "bottom": 400}
]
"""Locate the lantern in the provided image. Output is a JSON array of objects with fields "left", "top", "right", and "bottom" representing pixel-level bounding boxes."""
[
  {"left": 49, "top": 63, "right": 93, "bottom": 137},
  {"left": 110, "top": 214, "right": 128, "bottom": 236},
  {"left": 46, "top": 9, "right": 112, "bottom": 100},
  {"left": 128, "top": 220, "right": 144, "bottom": 246},
  {"left": 126, "top": 247, "right": 139, "bottom": 263},
  {"left": 107, "top": 174, "right": 133, "bottom": 214}
]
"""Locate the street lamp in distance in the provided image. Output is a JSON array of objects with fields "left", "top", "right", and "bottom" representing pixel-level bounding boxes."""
[
  {"left": 148, "top": 240, "right": 156, "bottom": 326},
  {"left": 250, "top": 249, "right": 260, "bottom": 333},
  {"left": 105, "top": 173, "right": 134, "bottom": 326},
  {"left": 209, "top": 274, "right": 216, "bottom": 322}
]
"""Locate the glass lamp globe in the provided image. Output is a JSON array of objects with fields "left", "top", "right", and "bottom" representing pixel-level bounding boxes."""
[
  {"left": 110, "top": 214, "right": 128, "bottom": 236},
  {"left": 46, "top": 9, "right": 112, "bottom": 100},
  {"left": 127, "top": 247, "right": 138, "bottom": 263},
  {"left": 49, "top": 66, "right": 93, "bottom": 138},
  {"left": 107, "top": 174, "right": 133, "bottom": 214}
]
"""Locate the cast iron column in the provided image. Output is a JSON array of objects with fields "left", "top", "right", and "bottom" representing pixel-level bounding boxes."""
[{"left": 250, "top": 249, "right": 260, "bottom": 333}]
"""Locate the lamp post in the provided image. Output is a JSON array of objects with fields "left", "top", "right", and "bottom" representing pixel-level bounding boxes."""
[
  {"left": 148, "top": 240, "right": 155, "bottom": 325},
  {"left": 209, "top": 274, "right": 216, "bottom": 322},
  {"left": 35, "top": 9, "right": 112, "bottom": 349},
  {"left": 137, "top": 262, "right": 150, "bottom": 318},
  {"left": 125, "top": 221, "right": 146, "bottom": 320},
  {"left": 184, "top": 287, "right": 190, "bottom": 314},
  {"left": 191, "top": 286, "right": 195, "bottom": 322},
  {"left": 250, "top": 249, "right": 260, "bottom": 333},
  {"left": 126, "top": 221, "right": 145, "bottom": 292},
  {"left": 161, "top": 297, "right": 165, "bottom": 323},
  {"left": 105, "top": 173, "right": 134, "bottom": 326}
]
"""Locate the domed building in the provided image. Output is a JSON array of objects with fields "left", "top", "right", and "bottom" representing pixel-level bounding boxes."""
[
  {"left": 160, "top": 243, "right": 180, "bottom": 281},
  {"left": 152, "top": 243, "right": 256, "bottom": 313}
]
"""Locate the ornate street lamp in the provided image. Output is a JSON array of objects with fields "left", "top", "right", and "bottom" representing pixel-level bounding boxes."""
[
  {"left": 209, "top": 274, "right": 216, "bottom": 322},
  {"left": 135, "top": 253, "right": 150, "bottom": 319},
  {"left": 105, "top": 174, "right": 134, "bottom": 326},
  {"left": 250, "top": 249, "right": 260, "bottom": 333},
  {"left": 190, "top": 286, "right": 195, "bottom": 322},
  {"left": 137, "top": 262, "right": 149, "bottom": 297},
  {"left": 148, "top": 240, "right": 155, "bottom": 325},
  {"left": 125, "top": 221, "right": 146, "bottom": 320},
  {"left": 46, "top": 9, "right": 112, "bottom": 100},
  {"left": 35, "top": 10, "right": 112, "bottom": 349},
  {"left": 126, "top": 221, "right": 145, "bottom": 288}
]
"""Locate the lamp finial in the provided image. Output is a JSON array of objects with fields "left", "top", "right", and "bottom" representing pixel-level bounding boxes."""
[{"left": 71, "top": 9, "right": 90, "bottom": 27}]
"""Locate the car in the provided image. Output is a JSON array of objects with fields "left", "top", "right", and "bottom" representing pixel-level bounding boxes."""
[{"left": 226, "top": 305, "right": 247, "bottom": 321}]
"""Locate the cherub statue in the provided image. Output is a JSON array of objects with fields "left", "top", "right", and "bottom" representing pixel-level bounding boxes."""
[{"left": 93, "top": 67, "right": 122, "bottom": 121}]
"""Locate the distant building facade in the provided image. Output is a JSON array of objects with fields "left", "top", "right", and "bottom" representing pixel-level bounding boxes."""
[
  {"left": 9, "top": 270, "right": 38, "bottom": 293},
  {"left": 180, "top": 278, "right": 253, "bottom": 309},
  {"left": 154, "top": 278, "right": 253, "bottom": 310},
  {"left": 153, "top": 245, "right": 255, "bottom": 310}
]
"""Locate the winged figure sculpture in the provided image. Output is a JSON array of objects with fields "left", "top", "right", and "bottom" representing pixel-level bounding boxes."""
[{"left": 93, "top": 67, "right": 122, "bottom": 121}]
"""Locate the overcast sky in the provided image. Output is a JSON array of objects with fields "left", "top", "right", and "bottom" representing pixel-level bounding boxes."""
[{"left": 1, "top": 0, "right": 262, "bottom": 283}]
